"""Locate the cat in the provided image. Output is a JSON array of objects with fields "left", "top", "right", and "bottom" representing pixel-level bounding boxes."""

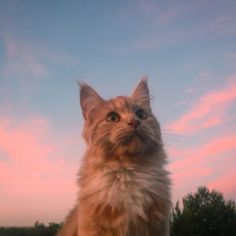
[{"left": 57, "top": 79, "right": 171, "bottom": 236}]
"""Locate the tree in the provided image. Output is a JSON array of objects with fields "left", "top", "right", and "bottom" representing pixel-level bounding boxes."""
[{"left": 171, "top": 186, "right": 236, "bottom": 236}]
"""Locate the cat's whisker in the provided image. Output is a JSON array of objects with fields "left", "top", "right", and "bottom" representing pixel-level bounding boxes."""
[
  {"left": 149, "top": 136, "right": 163, "bottom": 146},
  {"left": 139, "top": 126, "right": 163, "bottom": 146}
]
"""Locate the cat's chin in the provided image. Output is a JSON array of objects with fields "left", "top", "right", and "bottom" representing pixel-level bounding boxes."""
[{"left": 113, "top": 132, "right": 146, "bottom": 155}]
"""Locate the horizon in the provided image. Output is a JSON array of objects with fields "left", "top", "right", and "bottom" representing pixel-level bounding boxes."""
[{"left": 0, "top": 0, "right": 236, "bottom": 226}]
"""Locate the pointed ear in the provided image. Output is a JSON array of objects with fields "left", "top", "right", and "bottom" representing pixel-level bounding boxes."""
[
  {"left": 131, "top": 77, "right": 150, "bottom": 106},
  {"left": 78, "top": 81, "right": 104, "bottom": 119}
]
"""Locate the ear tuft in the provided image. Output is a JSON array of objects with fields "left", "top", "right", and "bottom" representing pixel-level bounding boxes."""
[
  {"left": 78, "top": 81, "right": 104, "bottom": 119},
  {"left": 131, "top": 77, "right": 150, "bottom": 106}
]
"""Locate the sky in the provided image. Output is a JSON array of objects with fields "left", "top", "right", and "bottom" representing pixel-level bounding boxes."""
[{"left": 0, "top": 0, "right": 236, "bottom": 227}]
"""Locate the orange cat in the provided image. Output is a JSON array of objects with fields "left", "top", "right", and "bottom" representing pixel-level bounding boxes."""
[{"left": 57, "top": 79, "right": 171, "bottom": 236}]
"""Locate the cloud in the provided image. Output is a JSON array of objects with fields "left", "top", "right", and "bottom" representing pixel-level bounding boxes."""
[
  {"left": 208, "top": 170, "right": 236, "bottom": 200},
  {"left": 114, "top": 1, "right": 236, "bottom": 53},
  {"left": 171, "top": 166, "right": 213, "bottom": 202},
  {"left": 165, "top": 73, "right": 236, "bottom": 202},
  {"left": 167, "top": 75, "right": 236, "bottom": 134},
  {"left": 169, "top": 133, "right": 236, "bottom": 172},
  {"left": 46, "top": 51, "right": 80, "bottom": 65},
  {"left": 0, "top": 115, "right": 80, "bottom": 226},
  {"left": 2, "top": 38, "right": 47, "bottom": 78},
  {"left": 168, "top": 132, "right": 236, "bottom": 202},
  {"left": 2, "top": 37, "right": 79, "bottom": 79},
  {"left": 209, "top": 14, "right": 236, "bottom": 37},
  {"left": 137, "top": 0, "right": 179, "bottom": 25}
]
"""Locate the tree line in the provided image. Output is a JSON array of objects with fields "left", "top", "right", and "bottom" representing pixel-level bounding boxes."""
[
  {"left": 1, "top": 186, "right": 236, "bottom": 236},
  {"left": 0, "top": 222, "right": 61, "bottom": 236}
]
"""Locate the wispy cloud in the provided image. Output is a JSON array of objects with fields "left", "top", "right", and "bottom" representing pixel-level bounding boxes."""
[
  {"left": 167, "top": 75, "right": 236, "bottom": 134},
  {"left": 115, "top": 1, "right": 236, "bottom": 53},
  {"left": 2, "top": 37, "right": 79, "bottom": 79},
  {"left": 137, "top": 0, "right": 179, "bottom": 25},
  {"left": 46, "top": 51, "right": 80, "bottom": 65},
  {"left": 3, "top": 38, "right": 48, "bottom": 78},
  {"left": 209, "top": 14, "right": 236, "bottom": 36}
]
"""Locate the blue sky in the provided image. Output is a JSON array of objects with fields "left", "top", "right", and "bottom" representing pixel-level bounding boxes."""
[{"left": 0, "top": 0, "right": 236, "bottom": 226}]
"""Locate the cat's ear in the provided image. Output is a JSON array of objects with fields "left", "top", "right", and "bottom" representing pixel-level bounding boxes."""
[
  {"left": 131, "top": 77, "right": 150, "bottom": 106},
  {"left": 78, "top": 81, "right": 104, "bottom": 119}
]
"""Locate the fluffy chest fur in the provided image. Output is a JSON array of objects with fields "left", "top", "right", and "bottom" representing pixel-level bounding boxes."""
[{"left": 78, "top": 155, "right": 170, "bottom": 236}]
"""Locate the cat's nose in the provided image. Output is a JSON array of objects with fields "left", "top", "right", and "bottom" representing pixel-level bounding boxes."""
[{"left": 127, "top": 119, "right": 140, "bottom": 129}]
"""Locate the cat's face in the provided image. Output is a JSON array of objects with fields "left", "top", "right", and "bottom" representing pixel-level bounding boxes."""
[{"left": 80, "top": 79, "right": 162, "bottom": 156}]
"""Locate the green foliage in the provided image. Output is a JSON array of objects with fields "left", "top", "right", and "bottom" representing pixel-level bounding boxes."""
[{"left": 171, "top": 186, "right": 236, "bottom": 236}]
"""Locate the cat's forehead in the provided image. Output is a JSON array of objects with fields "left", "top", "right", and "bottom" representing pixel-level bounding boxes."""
[{"left": 107, "top": 96, "right": 136, "bottom": 111}]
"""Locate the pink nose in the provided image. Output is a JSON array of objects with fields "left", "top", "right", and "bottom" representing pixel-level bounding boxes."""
[{"left": 127, "top": 119, "right": 140, "bottom": 129}]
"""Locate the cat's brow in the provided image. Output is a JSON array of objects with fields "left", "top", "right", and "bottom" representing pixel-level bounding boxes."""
[{"left": 111, "top": 96, "right": 133, "bottom": 112}]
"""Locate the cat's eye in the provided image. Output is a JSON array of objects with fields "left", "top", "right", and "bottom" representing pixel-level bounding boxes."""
[
  {"left": 135, "top": 109, "right": 147, "bottom": 120},
  {"left": 106, "top": 112, "right": 120, "bottom": 123}
]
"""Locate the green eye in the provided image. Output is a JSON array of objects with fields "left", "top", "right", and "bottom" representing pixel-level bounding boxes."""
[
  {"left": 107, "top": 112, "right": 120, "bottom": 123},
  {"left": 135, "top": 109, "right": 147, "bottom": 120}
]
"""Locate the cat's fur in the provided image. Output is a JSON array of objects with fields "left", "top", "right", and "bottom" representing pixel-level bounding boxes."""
[{"left": 57, "top": 79, "right": 171, "bottom": 236}]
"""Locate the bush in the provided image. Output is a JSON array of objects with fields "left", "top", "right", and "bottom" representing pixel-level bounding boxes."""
[{"left": 171, "top": 186, "right": 236, "bottom": 236}]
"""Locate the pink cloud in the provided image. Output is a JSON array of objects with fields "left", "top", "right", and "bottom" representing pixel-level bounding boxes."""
[
  {"left": 167, "top": 75, "right": 236, "bottom": 134},
  {"left": 173, "top": 167, "right": 212, "bottom": 180},
  {"left": 208, "top": 170, "right": 236, "bottom": 200},
  {"left": 166, "top": 74, "right": 236, "bottom": 202},
  {"left": 169, "top": 133, "right": 236, "bottom": 172},
  {"left": 0, "top": 116, "right": 80, "bottom": 226},
  {"left": 171, "top": 166, "right": 213, "bottom": 202},
  {"left": 167, "top": 132, "right": 236, "bottom": 202}
]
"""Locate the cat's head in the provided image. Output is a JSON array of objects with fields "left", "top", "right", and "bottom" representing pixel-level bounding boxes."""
[{"left": 79, "top": 79, "right": 162, "bottom": 157}]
